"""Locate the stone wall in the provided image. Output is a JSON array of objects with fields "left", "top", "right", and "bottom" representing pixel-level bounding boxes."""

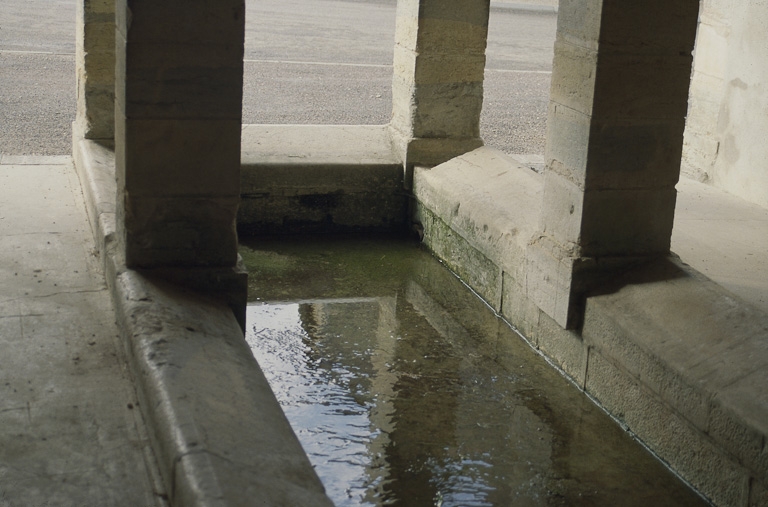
[{"left": 682, "top": 0, "right": 768, "bottom": 209}]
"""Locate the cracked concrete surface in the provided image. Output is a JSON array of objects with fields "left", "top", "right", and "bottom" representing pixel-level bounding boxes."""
[{"left": 0, "top": 156, "right": 165, "bottom": 507}]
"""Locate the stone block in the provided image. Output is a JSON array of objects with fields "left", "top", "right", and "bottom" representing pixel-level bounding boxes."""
[
  {"left": 393, "top": 1, "right": 419, "bottom": 52},
  {"left": 81, "top": 19, "right": 115, "bottom": 56},
  {"left": 544, "top": 102, "right": 591, "bottom": 187},
  {"left": 82, "top": 0, "right": 114, "bottom": 16},
  {"left": 555, "top": 0, "right": 602, "bottom": 49},
  {"left": 580, "top": 185, "right": 677, "bottom": 256},
  {"left": 584, "top": 257, "right": 768, "bottom": 388},
  {"left": 117, "top": 42, "right": 243, "bottom": 120},
  {"left": 537, "top": 170, "right": 583, "bottom": 249},
  {"left": 411, "top": 18, "right": 489, "bottom": 54},
  {"left": 599, "top": 0, "right": 699, "bottom": 55},
  {"left": 410, "top": 82, "right": 484, "bottom": 138},
  {"left": 121, "top": 195, "right": 239, "bottom": 268},
  {"left": 412, "top": 53, "right": 487, "bottom": 86},
  {"left": 392, "top": 45, "right": 417, "bottom": 85},
  {"left": 416, "top": 205, "right": 503, "bottom": 310},
  {"left": 585, "top": 350, "right": 750, "bottom": 507},
  {"left": 420, "top": 0, "right": 490, "bottom": 27},
  {"left": 500, "top": 274, "right": 541, "bottom": 344},
  {"left": 399, "top": 135, "right": 485, "bottom": 167},
  {"left": 394, "top": 0, "right": 490, "bottom": 53},
  {"left": 711, "top": 369, "right": 768, "bottom": 484},
  {"left": 118, "top": 118, "right": 241, "bottom": 197},
  {"left": 525, "top": 236, "right": 575, "bottom": 329},
  {"left": 549, "top": 40, "right": 598, "bottom": 116},
  {"left": 534, "top": 309, "right": 587, "bottom": 387},
  {"left": 583, "top": 295, "right": 711, "bottom": 431},
  {"left": 710, "top": 401, "right": 767, "bottom": 485},
  {"left": 117, "top": 0, "right": 245, "bottom": 46},
  {"left": 391, "top": 73, "right": 418, "bottom": 142},
  {"left": 77, "top": 86, "right": 115, "bottom": 141},
  {"left": 411, "top": 149, "right": 541, "bottom": 278},
  {"left": 584, "top": 118, "right": 688, "bottom": 189},
  {"left": 691, "top": 22, "right": 729, "bottom": 80},
  {"left": 238, "top": 191, "right": 407, "bottom": 235},
  {"left": 592, "top": 53, "right": 694, "bottom": 120},
  {"left": 80, "top": 41, "right": 115, "bottom": 85}
]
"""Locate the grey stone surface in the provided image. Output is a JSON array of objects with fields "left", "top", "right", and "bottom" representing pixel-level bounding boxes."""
[
  {"left": 673, "top": 177, "right": 768, "bottom": 313},
  {"left": 0, "top": 157, "right": 164, "bottom": 506}
]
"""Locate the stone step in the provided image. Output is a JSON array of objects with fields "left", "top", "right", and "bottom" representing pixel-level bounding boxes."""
[{"left": 239, "top": 124, "right": 407, "bottom": 234}]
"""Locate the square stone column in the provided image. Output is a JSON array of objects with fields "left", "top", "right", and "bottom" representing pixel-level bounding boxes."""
[
  {"left": 527, "top": 0, "right": 700, "bottom": 328},
  {"left": 75, "top": 0, "right": 116, "bottom": 141},
  {"left": 390, "top": 0, "right": 490, "bottom": 170},
  {"left": 115, "top": 0, "right": 245, "bottom": 270}
]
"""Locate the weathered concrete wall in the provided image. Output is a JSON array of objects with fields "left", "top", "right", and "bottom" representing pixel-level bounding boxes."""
[{"left": 683, "top": 0, "right": 768, "bottom": 209}]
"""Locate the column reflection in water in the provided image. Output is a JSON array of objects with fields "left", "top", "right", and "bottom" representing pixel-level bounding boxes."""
[{"left": 242, "top": 238, "right": 706, "bottom": 507}]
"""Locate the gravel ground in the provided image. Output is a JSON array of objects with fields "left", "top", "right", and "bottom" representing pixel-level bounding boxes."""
[{"left": 0, "top": 0, "right": 554, "bottom": 156}]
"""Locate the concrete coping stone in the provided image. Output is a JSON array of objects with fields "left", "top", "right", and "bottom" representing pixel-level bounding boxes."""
[
  {"left": 73, "top": 136, "right": 334, "bottom": 506},
  {"left": 412, "top": 146, "right": 543, "bottom": 277},
  {"left": 241, "top": 124, "right": 402, "bottom": 168}
]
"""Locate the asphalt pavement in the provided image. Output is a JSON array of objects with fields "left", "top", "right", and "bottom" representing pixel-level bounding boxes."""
[{"left": 0, "top": 0, "right": 556, "bottom": 156}]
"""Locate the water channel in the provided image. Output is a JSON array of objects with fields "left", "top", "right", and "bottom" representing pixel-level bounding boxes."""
[{"left": 241, "top": 237, "right": 708, "bottom": 507}]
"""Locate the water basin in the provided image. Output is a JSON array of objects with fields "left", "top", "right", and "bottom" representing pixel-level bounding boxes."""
[{"left": 241, "top": 237, "right": 708, "bottom": 507}]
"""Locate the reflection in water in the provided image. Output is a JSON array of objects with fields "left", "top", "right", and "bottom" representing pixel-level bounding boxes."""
[{"left": 242, "top": 238, "right": 707, "bottom": 507}]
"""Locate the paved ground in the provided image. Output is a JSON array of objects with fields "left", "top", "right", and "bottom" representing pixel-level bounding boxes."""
[
  {"left": 673, "top": 178, "right": 768, "bottom": 313},
  {"left": 0, "top": 155, "right": 165, "bottom": 507},
  {"left": 0, "top": 0, "right": 555, "bottom": 156}
]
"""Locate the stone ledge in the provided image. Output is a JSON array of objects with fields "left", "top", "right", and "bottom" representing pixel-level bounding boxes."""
[
  {"left": 583, "top": 258, "right": 768, "bottom": 503},
  {"left": 73, "top": 135, "right": 333, "bottom": 507},
  {"left": 239, "top": 124, "right": 407, "bottom": 234},
  {"left": 413, "top": 146, "right": 768, "bottom": 506}
]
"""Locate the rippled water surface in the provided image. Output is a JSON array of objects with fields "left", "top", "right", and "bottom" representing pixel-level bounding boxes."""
[{"left": 241, "top": 237, "right": 708, "bottom": 507}]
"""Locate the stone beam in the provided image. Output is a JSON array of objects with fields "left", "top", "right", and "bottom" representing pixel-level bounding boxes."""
[
  {"left": 390, "top": 0, "right": 490, "bottom": 170},
  {"left": 528, "top": 0, "right": 700, "bottom": 328}
]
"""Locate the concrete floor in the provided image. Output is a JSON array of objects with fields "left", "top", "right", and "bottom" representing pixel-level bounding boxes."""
[
  {"left": 0, "top": 155, "right": 165, "bottom": 507},
  {"left": 673, "top": 177, "right": 768, "bottom": 314}
]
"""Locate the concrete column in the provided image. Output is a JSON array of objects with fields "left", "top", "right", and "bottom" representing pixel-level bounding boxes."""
[
  {"left": 390, "top": 0, "right": 490, "bottom": 170},
  {"left": 75, "top": 0, "right": 116, "bottom": 141},
  {"left": 527, "top": 0, "right": 700, "bottom": 328},
  {"left": 115, "top": 0, "right": 245, "bottom": 269}
]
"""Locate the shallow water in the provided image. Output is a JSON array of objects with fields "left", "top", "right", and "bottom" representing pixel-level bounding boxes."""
[{"left": 241, "top": 237, "right": 708, "bottom": 507}]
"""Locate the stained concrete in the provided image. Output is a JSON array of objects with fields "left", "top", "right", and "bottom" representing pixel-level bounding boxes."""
[{"left": 0, "top": 156, "right": 164, "bottom": 506}]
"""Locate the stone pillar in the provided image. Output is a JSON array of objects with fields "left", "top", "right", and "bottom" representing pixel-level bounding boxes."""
[
  {"left": 75, "top": 0, "right": 116, "bottom": 141},
  {"left": 390, "top": 0, "right": 490, "bottom": 171},
  {"left": 115, "top": 0, "right": 247, "bottom": 329},
  {"left": 115, "top": 0, "right": 245, "bottom": 269},
  {"left": 527, "top": 0, "right": 700, "bottom": 328}
]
